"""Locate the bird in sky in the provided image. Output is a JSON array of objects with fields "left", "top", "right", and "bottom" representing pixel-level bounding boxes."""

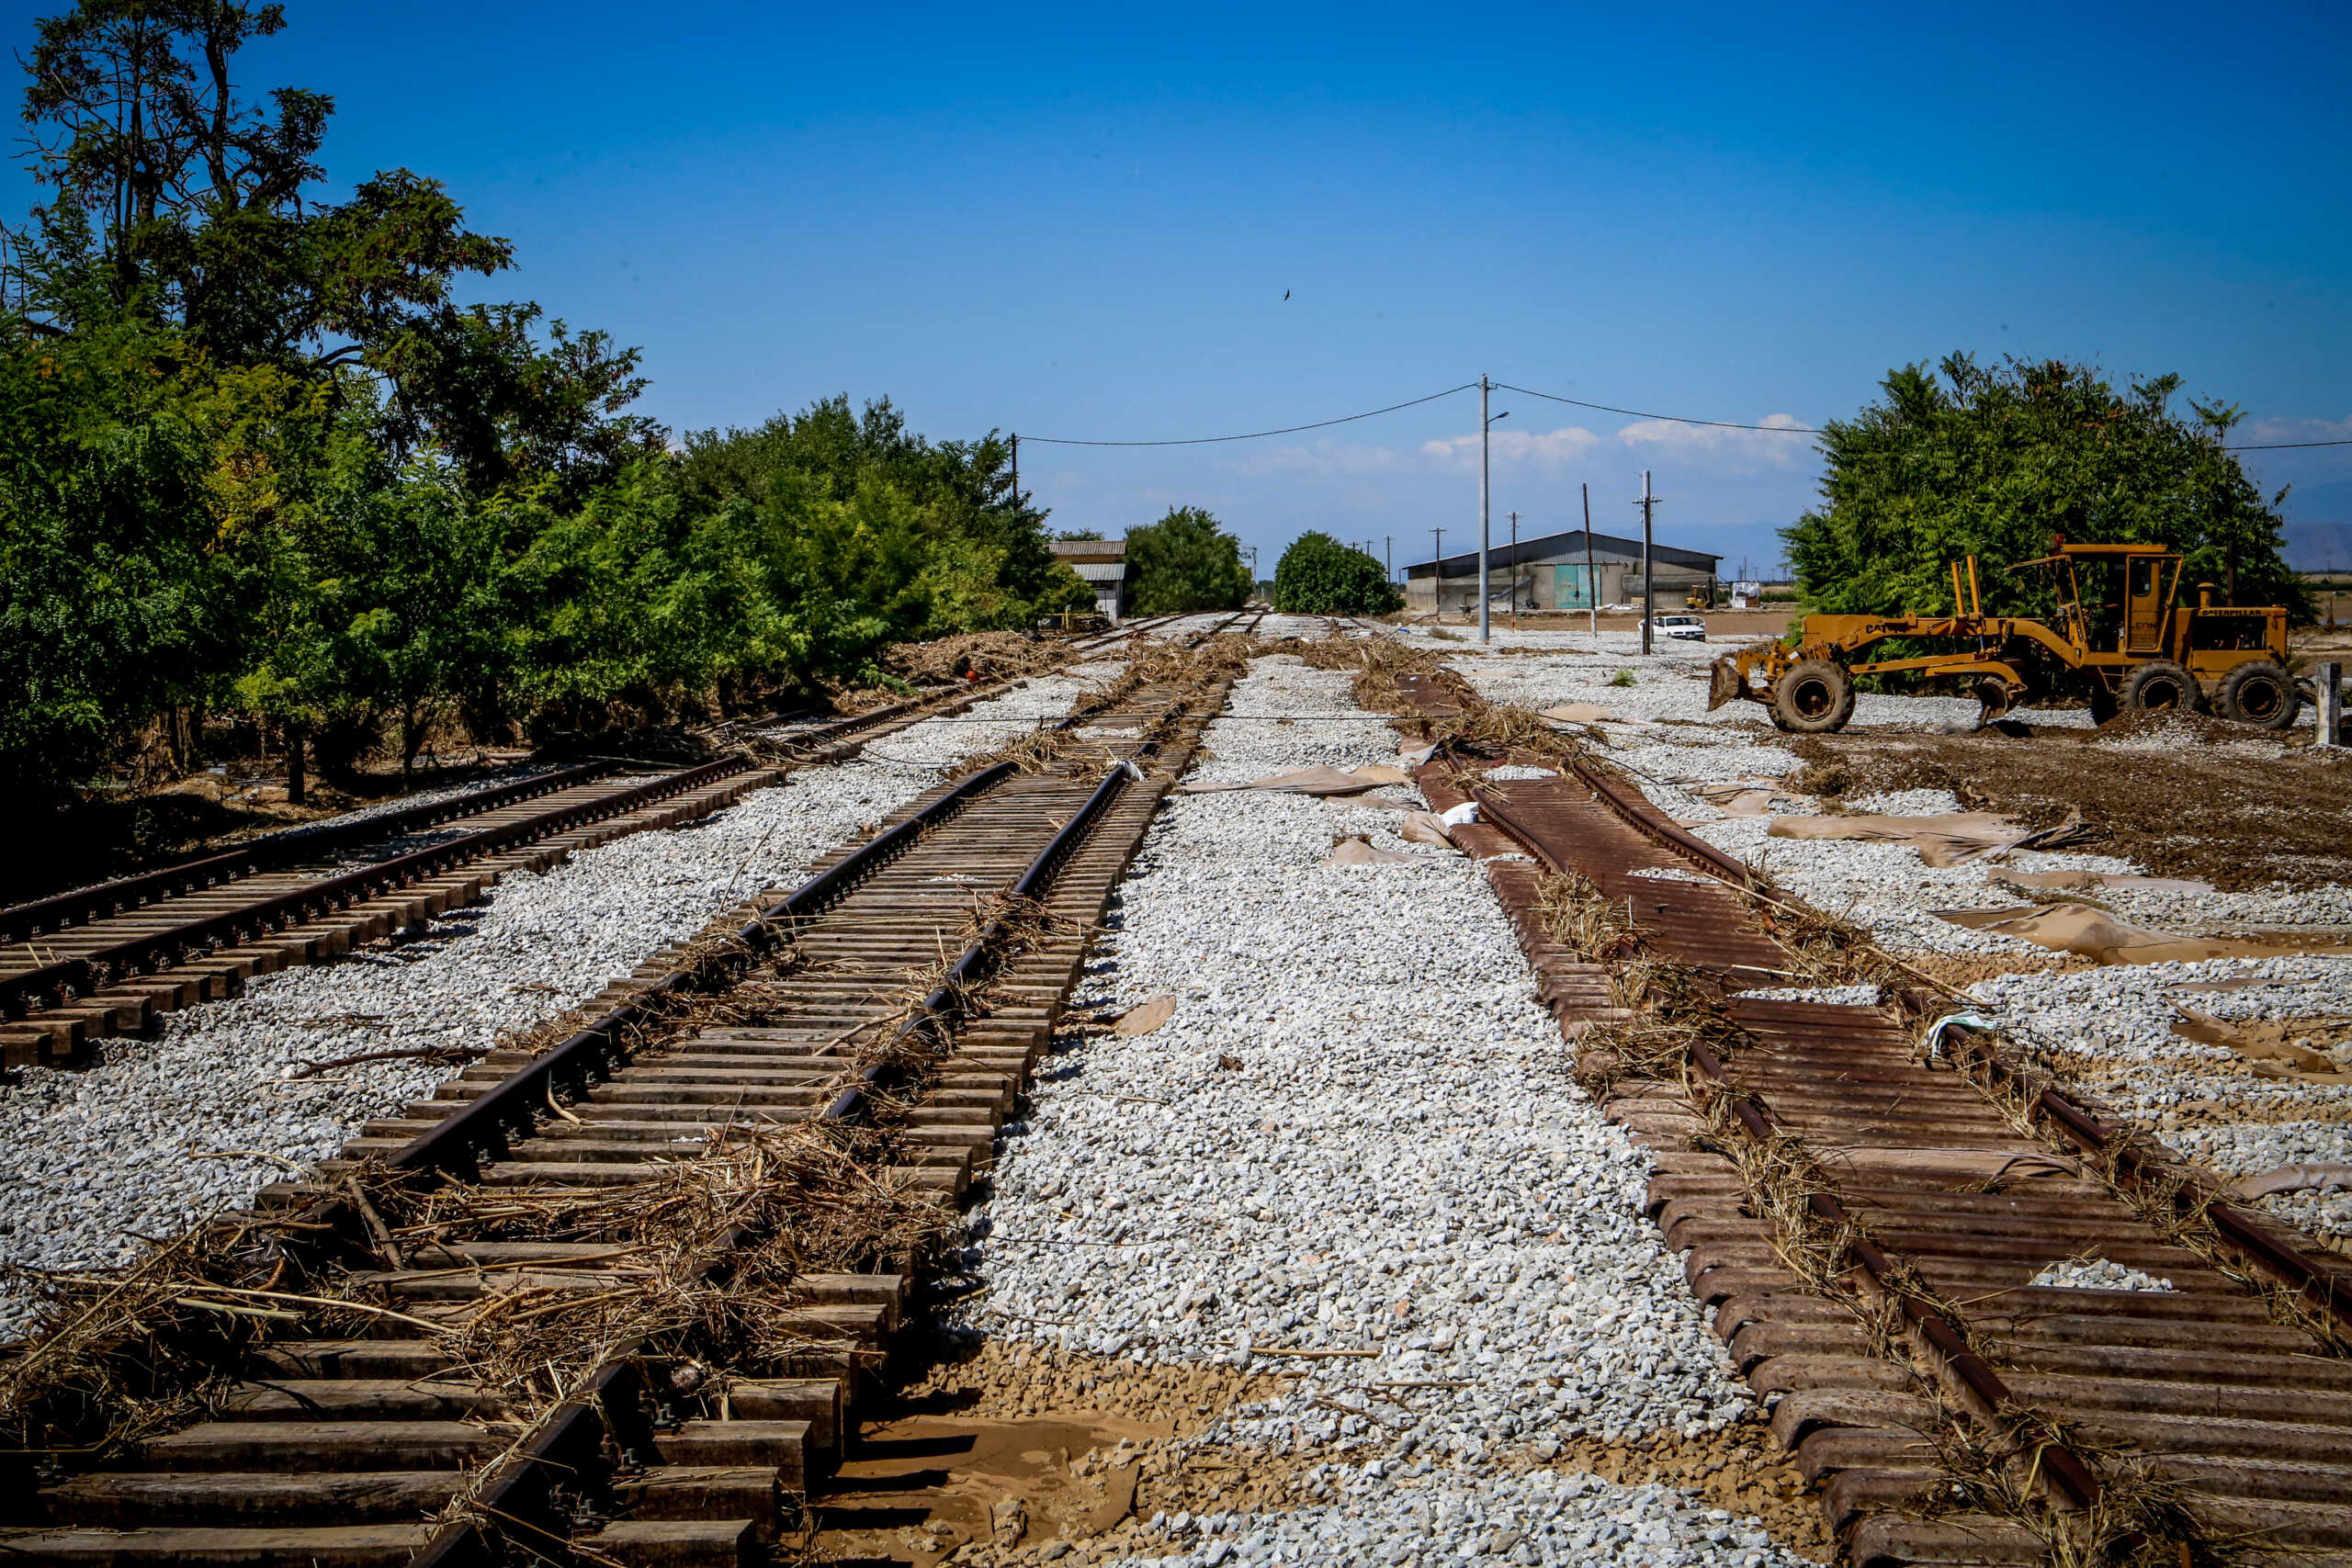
[{"left": 1283, "top": 289, "right": 1291, "bottom": 300}]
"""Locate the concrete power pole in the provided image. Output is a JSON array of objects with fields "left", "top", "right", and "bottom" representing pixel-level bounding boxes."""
[
  {"left": 1639, "top": 469, "right": 1657, "bottom": 656},
  {"left": 1582, "top": 483, "right": 1598, "bottom": 640},
  {"left": 1385, "top": 536, "right": 1394, "bottom": 583},
  {"left": 1478, "top": 376, "right": 1492, "bottom": 643}
]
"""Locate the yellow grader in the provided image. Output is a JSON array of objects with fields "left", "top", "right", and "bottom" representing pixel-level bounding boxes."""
[{"left": 1708, "top": 541, "right": 2301, "bottom": 733}]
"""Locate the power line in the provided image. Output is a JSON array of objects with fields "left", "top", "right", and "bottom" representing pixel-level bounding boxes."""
[
  {"left": 1017, "top": 374, "right": 2351, "bottom": 453},
  {"left": 1019, "top": 384, "right": 1476, "bottom": 446},
  {"left": 1491, "top": 380, "right": 1818, "bottom": 434}
]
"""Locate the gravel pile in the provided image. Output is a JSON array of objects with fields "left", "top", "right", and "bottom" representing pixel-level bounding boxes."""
[
  {"left": 1118, "top": 1460, "right": 1802, "bottom": 1568},
  {"left": 958, "top": 656, "right": 1781, "bottom": 1561},
  {"left": 1733, "top": 986, "right": 1883, "bottom": 1007},
  {"left": 0, "top": 670, "right": 1121, "bottom": 1343},
  {"left": 2030, "top": 1258, "right": 2175, "bottom": 1292}
]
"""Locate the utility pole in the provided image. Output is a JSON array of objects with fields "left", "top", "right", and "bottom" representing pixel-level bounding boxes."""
[
  {"left": 1385, "top": 536, "right": 1394, "bottom": 583},
  {"left": 1476, "top": 373, "right": 1496, "bottom": 644},
  {"left": 1009, "top": 434, "right": 1019, "bottom": 519},
  {"left": 1431, "top": 528, "right": 1444, "bottom": 620},
  {"left": 1639, "top": 469, "right": 1657, "bottom": 656},
  {"left": 1582, "top": 484, "right": 1598, "bottom": 641},
  {"left": 1509, "top": 511, "right": 1520, "bottom": 627}
]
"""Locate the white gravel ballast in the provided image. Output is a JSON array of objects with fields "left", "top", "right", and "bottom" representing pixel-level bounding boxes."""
[
  {"left": 959, "top": 656, "right": 1797, "bottom": 1565},
  {"left": 0, "top": 667, "right": 1119, "bottom": 1343}
]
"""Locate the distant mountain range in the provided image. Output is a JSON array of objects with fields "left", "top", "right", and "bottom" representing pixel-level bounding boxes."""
[
  {"left": 1653, "top": 505, "right": 2352, "bottom": 578},
  {"left": 2287, "top": 523, "right": 2352, "bottom": 572}
]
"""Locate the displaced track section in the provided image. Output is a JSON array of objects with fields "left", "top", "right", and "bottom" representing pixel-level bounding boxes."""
[
  {"left": 0, "top": 679, "right": 1072, "bottom": 1075},
  {"left": 0, "top": 643, "right": 1243, "bottom": 1567},
  {"left": 1385, "top": 667, "right": 2352, "bottom": 1568}
]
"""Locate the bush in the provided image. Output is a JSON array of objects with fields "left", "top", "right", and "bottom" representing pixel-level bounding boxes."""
[
  {"left": 1272, "top": 531, "right": 1404, "bottom": 615},
  {"left": 1127, "top": 506, "right": 1251, "bottom": 614},
  {"left": 1783, "top": 354, "right": 2307, "bottom": 622}
]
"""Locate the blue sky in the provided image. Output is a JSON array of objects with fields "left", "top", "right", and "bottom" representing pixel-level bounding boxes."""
[{"left": 7, "top": 0, "right": 2349, "bottom": 571}]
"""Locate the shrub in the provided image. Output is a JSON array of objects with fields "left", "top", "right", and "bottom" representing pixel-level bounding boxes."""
[{"left": 1272, "top": 531, "right": 1404, "bottom": 615}]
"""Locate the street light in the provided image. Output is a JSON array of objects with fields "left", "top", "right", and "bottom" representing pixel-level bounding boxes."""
[{"left": 1478, "top": 384, "right": 1510, "bottom": 643}]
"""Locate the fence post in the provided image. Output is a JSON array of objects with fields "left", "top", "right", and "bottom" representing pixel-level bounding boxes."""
[{"left": 2318, "top": 661, "right": 2343, "bottom": 749}]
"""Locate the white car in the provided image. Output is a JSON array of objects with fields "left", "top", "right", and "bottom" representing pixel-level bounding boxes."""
[{"left": 1646, "top": 615, "right": 1707, "bottom": 641}]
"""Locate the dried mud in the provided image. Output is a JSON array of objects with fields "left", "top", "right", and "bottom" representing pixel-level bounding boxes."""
[
  {"left": 1789, "top": 718, "right": 2352, "bottom": 892},
  {"left": 820, "top": 1340, "right": 1834, "bottom": 1564}
]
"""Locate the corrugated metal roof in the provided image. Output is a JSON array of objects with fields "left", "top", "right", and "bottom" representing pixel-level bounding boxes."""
[
  {"left": 1069, "top": 561, "right": 1132, "bottom": 582},
  {"left": 1404, "top": 528, "right": 1719, "bottom": 576},
  {"left": 1051, "top": 537, "right": 1125, "bottom": 558}
]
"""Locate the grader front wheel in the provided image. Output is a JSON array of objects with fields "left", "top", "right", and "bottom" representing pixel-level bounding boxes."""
[
  {"left": 2121, "top": 660, "right": 2205, "bottom": 716},
  {"left": 1770, "top": 658, "right": 1856, "bottom": 734}
]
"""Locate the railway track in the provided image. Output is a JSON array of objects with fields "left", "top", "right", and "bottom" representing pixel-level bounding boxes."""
[
  {"left": 0, "top": 639, "right": 1248, "bottom": 1567},
  {"left": 1384, "top": 666, "right": 2352, "bottom": 1567},
  {"left": 0, "top": 675, "right": 1090, "bottom": 1076}
]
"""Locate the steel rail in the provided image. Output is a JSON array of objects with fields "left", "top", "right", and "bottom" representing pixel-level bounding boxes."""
[
  {"left": 389, "top": 762, "right": 1018, "bottom": 1184},
  {"left": 400, "top": 761, "right": 1120, "bottom": 1564},
  {"left": 1685, "top": 1041, "right": 2108, "bottom": 1510},
  {"left": 822, "top": 762, "right": 1130, "bottom": 1124},
  {"left": 1944, "top": 1022, "right": 2352, "bottom": 1325},
  {"left": 1, "top": 758, "right": 750, "bottom": 1021},
  {"left": 0, "top": 762, "right": 613, "bottom": 946}
]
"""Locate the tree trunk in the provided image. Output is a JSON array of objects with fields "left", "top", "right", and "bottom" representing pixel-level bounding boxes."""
[
  {"left": 401, "top": 703, "right": 424, "bottom": 784},
  {"left": 286, "top": 722, "right": 306, "bottom": 806}
]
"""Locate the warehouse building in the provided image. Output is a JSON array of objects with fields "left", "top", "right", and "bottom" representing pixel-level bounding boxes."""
[
  {"left": 1051, "top": 537, "right": 1135, "bottom": 620},
  {"left": 1402, "top": 529, "right": 1721, "bottom": 614}
]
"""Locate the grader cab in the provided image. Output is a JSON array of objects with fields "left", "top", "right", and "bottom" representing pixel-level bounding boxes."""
[{"left": 1708, "top": 542, "right": 2299, "bottom": 734}]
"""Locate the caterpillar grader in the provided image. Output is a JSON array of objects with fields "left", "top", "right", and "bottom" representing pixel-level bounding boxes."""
[{"left": 1708, "top": 541, "right": 2301, "bottom": 734}]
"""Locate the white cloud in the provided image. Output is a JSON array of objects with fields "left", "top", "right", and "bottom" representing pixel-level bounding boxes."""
[
  {"left": 2240, "top": 413, "right": 2352, "bottom": 446},
  {"left": 1227, "top": 440, "right": 1409, "bottom": 479},
  {"left": 1611, "top": 412, "right": 1815, "bottom": 471},
  {"left": 1419, "top": 424, "right": 1603, "bottom": 472}
]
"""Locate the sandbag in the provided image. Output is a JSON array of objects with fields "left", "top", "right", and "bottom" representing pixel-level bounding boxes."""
[
  {"left": 1991, "top": 868, "right": 2214, "bottom": 895},
  {"left": 1399, "top": 811, "right": 1456, "bottom": 847},
  {"left": 1324, "top": 836, "right": 1423, "bottom": 867},
  {"left": 1938, "top": 905, "right": 2255, "bottom": 965},
  {"left": 1178, "top": 766, "right": 1401, "bottom": 797},
  {"left": 1113, "top": 995, "right": 1176, "bottom": 1036},
  {"left": 1690, "top": 780, "right": 1802, "bottom": 818},
  {"left": 1769, "top": 810, "right": 2038, "bottom": 867},
  {"left": 2229, "top": 1164, "right": 2352, "bottom": 1201}
]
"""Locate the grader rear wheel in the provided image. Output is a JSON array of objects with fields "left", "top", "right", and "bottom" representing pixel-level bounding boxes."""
[
  {"left": 2120, "top": 660, "right": 2205, "bottom": 715},
  {"left": 2217, "top": 660, "right": 2300, "bottom": 729},
  {"left": 1770, "top": 658, "right": 1856, "bottom": 734}
]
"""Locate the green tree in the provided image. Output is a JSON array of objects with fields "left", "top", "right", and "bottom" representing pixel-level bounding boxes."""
[
  {"left": 1126, "top": 505, "right": 1250, "bottom": 614},
  {"left": 1272, "top": 530, "right": 1402, "bottom": 615},
  {"left": 1783, "top": 354, "right": 2308, "bottom": 624},
  {"left": 10, "top": 1, "right": 661, "bottom": 497}
]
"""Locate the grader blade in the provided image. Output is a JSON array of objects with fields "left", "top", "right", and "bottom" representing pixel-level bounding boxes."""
[
  {"left": 1707, "top": 657, "right": 1746, "bottom": 711},
  {"left": 1971, "top": 678, "right": 2017, "bottom": 731}
]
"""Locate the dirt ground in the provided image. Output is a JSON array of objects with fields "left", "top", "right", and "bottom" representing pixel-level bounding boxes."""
[
  {"left": 1788, "top": 712, "right": 2352, "bottom": 892},
  {"left": 815, "top": 1339, "right": 1835, "bottom": 1565}
]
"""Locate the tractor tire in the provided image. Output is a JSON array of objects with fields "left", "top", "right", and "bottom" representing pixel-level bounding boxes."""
[
  {"left": 2120, "top": 660, "right": 2205, "bottom": 716},
  {"left": 2217, "top": 659, "right": 2301, "bottom": 729},
  {"left": 1770, "top": 658, "right": 1856, "bottom": 734}
]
